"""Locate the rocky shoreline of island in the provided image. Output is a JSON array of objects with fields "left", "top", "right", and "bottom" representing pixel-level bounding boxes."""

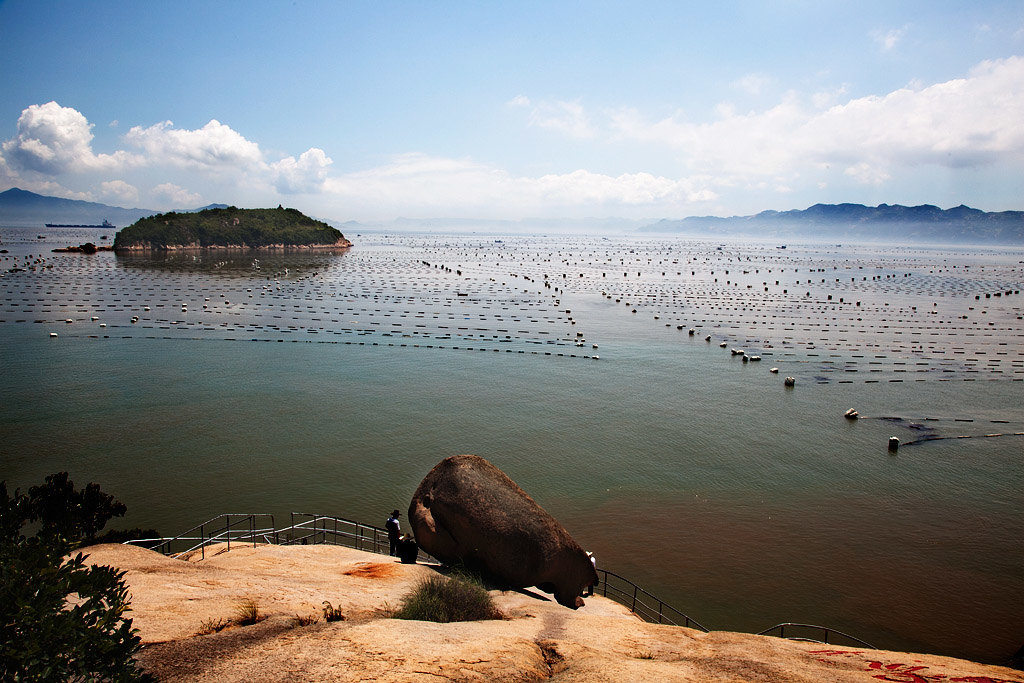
[{"left": 111, "top": 237, "right": 352, "bottom": 251}]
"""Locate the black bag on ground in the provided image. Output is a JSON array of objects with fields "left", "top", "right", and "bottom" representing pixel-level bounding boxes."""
[{"left": 398, "top": 538, "right": 418, "bottom": 564}]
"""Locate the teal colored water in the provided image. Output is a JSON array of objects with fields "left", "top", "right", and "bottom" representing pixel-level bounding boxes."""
[{"left": 1, "top": 228, "right": 1021, "bottom": 664}]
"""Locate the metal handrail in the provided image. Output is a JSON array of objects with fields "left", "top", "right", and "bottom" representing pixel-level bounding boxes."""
[
  {"left": 125, "top": 513, "right": 276, "bottom": 560},
  {"left": 279, "top": 512, "right": 436, "bottom": 563},
  {"left": 595, "top": 568, "right": 708, "bottom": 631},
  {"left": 757, "top": 622, "right": 876, "bottom": 649},
  {"left": 280, "top": 512, "right": 386, "bottom": 553}
]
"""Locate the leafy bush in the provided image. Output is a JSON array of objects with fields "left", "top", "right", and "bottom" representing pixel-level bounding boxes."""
[
  {"left": 0, "top": 473, "right": 152, "bottom": 681},
  {"left": 19, "top": 471, "right": 127, "bottom": 543},
  {"left": 392, "top": 574, "right": 503, "bottom": 623}
]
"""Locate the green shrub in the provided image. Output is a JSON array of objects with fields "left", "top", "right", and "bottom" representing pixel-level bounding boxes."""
[
  {"left": 392, "top": 574, "right": 502, "bottom": 623},
  {"left": 0, "top": 473, "right": 152, "bottom": 681}
]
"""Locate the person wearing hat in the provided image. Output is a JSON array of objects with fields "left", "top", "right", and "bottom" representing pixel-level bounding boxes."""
[{"left": 385, "top": 509, "right": 402, "bottom": 556}]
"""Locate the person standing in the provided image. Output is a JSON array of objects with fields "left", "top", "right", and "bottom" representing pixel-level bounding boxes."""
[{"left": 385, "top": 509, "right": 401, "bottom": 556}]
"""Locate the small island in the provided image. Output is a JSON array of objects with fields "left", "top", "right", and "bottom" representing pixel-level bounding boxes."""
[{"left": 113, "top": 206, "right": 352, "bottom": 251}]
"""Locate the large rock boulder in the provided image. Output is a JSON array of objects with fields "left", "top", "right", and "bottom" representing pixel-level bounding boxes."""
[{"left": 408, "top": 454, "right": 598, "bottom": 609}]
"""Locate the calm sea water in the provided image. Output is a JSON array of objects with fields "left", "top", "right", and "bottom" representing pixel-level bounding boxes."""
[{"left": 2, "top": 226, "right": 1021, "bottom": 664}]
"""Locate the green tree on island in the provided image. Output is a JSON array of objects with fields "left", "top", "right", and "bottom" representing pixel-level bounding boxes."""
[{"left": 113, "top": 206, "right": 349, "bottom": 249}]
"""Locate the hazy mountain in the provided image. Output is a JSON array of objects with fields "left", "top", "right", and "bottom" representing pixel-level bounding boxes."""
[
  {"left": 0, "top": 187, "right": 160, "bottom": 228},
  {"left": 643, "top": 203, "right": 1024, "bottom": 244},
  {"left": 5, "top": 189, "right": 1023, "bottom": 244}
]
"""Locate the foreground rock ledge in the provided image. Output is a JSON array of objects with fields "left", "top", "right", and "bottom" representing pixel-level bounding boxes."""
[{"left": 83, "top": 543, "right": 1022, "bottom": 683}]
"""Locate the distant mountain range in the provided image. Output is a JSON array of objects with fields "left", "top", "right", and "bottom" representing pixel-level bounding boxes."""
[
  {"left": 3, "top": 188, "right": 1022, "bottom": 244},
  {"left": 643, "top": 203, "right": 1024, "bottom": 244},
  {"left": 0, "top": 188, "right": 229, "bottom": 228}
]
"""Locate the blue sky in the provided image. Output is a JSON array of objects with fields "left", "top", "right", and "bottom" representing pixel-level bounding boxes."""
[{"left": 2, "top": 1, "right": 1023, "bottom": 224}]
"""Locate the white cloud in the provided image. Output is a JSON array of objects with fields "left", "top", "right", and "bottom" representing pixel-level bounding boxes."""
[
  {"left": 524, "top": 99, "right": 597, "bottom": 139},
  {"left": 805, "top": 57, "right": 1024, "bottom": 170},
  {"left": 123, "top": 119, "right": 263, "bottom": 170},
  {"left": 871, "top": 26, "right": 907, "bottom": 52},
  {"left": 323, "top": 152, "right": 716, "bottom": 217},
  {"left": 270, "top": 148, "right": 332, "bottom": 194},
  {"left": 733, "top": 73, "right": 772, "bottom": 95},
  {"left": 101, "top": 179, "right": 139, "bottom": 204},
  {"left": 811, "top": 85, "right": 848, "bottom": 109},
  {"left": 843, "top": 162, "right": 890, "bottom": 185},
  {"left": 8, "top": 179, "right": 94, "bottom": 201},
  {"left": 0, "top": 101, "right": 137, "bottom": 174},
  {"left": 152, "top": 182, "right": 201, "bottom": 207},
  {"left": 0, "top": 104, "right": 339, "bottom": 206},
  {"left": 605, "top": 56, "right": 1024, "bottom": 186},
  {"left": 532, "top": 169, "right": 714, "bottom": 205},
  {"left": 6, "top": 55, "right": 1022, "bottom": 222},
  {"left": 609, "top": 93, "right": 811, "bottom": 179}
]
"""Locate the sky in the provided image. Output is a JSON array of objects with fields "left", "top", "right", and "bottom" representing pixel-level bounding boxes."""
[{"left": 2, "top": 0, "right": 1024, "bottom": 225}]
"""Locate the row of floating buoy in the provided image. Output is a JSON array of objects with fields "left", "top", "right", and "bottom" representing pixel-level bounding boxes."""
[
  {"left": 10, "top": 235, "right": 1022, "bottom": 383},
  {"left": 842, "top": 408, "right": 1024, "bottom": 452}
]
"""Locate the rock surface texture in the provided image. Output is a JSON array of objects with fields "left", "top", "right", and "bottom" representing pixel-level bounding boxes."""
[
  {"left": 80, "top": 543, "right": 1024, "bottom": 683},
  {"left": 409, "top": 454, "right": 599, "bottom": 608}
]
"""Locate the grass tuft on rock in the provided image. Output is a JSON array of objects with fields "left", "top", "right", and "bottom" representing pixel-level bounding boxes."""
[
  {"left": 392, "top": 574, "right": 503, "bottom": 623},
  {"left": 233, "top": 597, "right": 263, "bottom": 625}
]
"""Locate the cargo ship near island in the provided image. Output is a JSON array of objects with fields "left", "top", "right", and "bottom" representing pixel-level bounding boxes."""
[{"left": 45, "top": 219, "right": 115, "bottom": 228}]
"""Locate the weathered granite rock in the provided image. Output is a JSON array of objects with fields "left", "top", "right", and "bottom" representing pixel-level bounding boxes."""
[{"left": 409, "top": 454, "right": 598, "bottom": 609}]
